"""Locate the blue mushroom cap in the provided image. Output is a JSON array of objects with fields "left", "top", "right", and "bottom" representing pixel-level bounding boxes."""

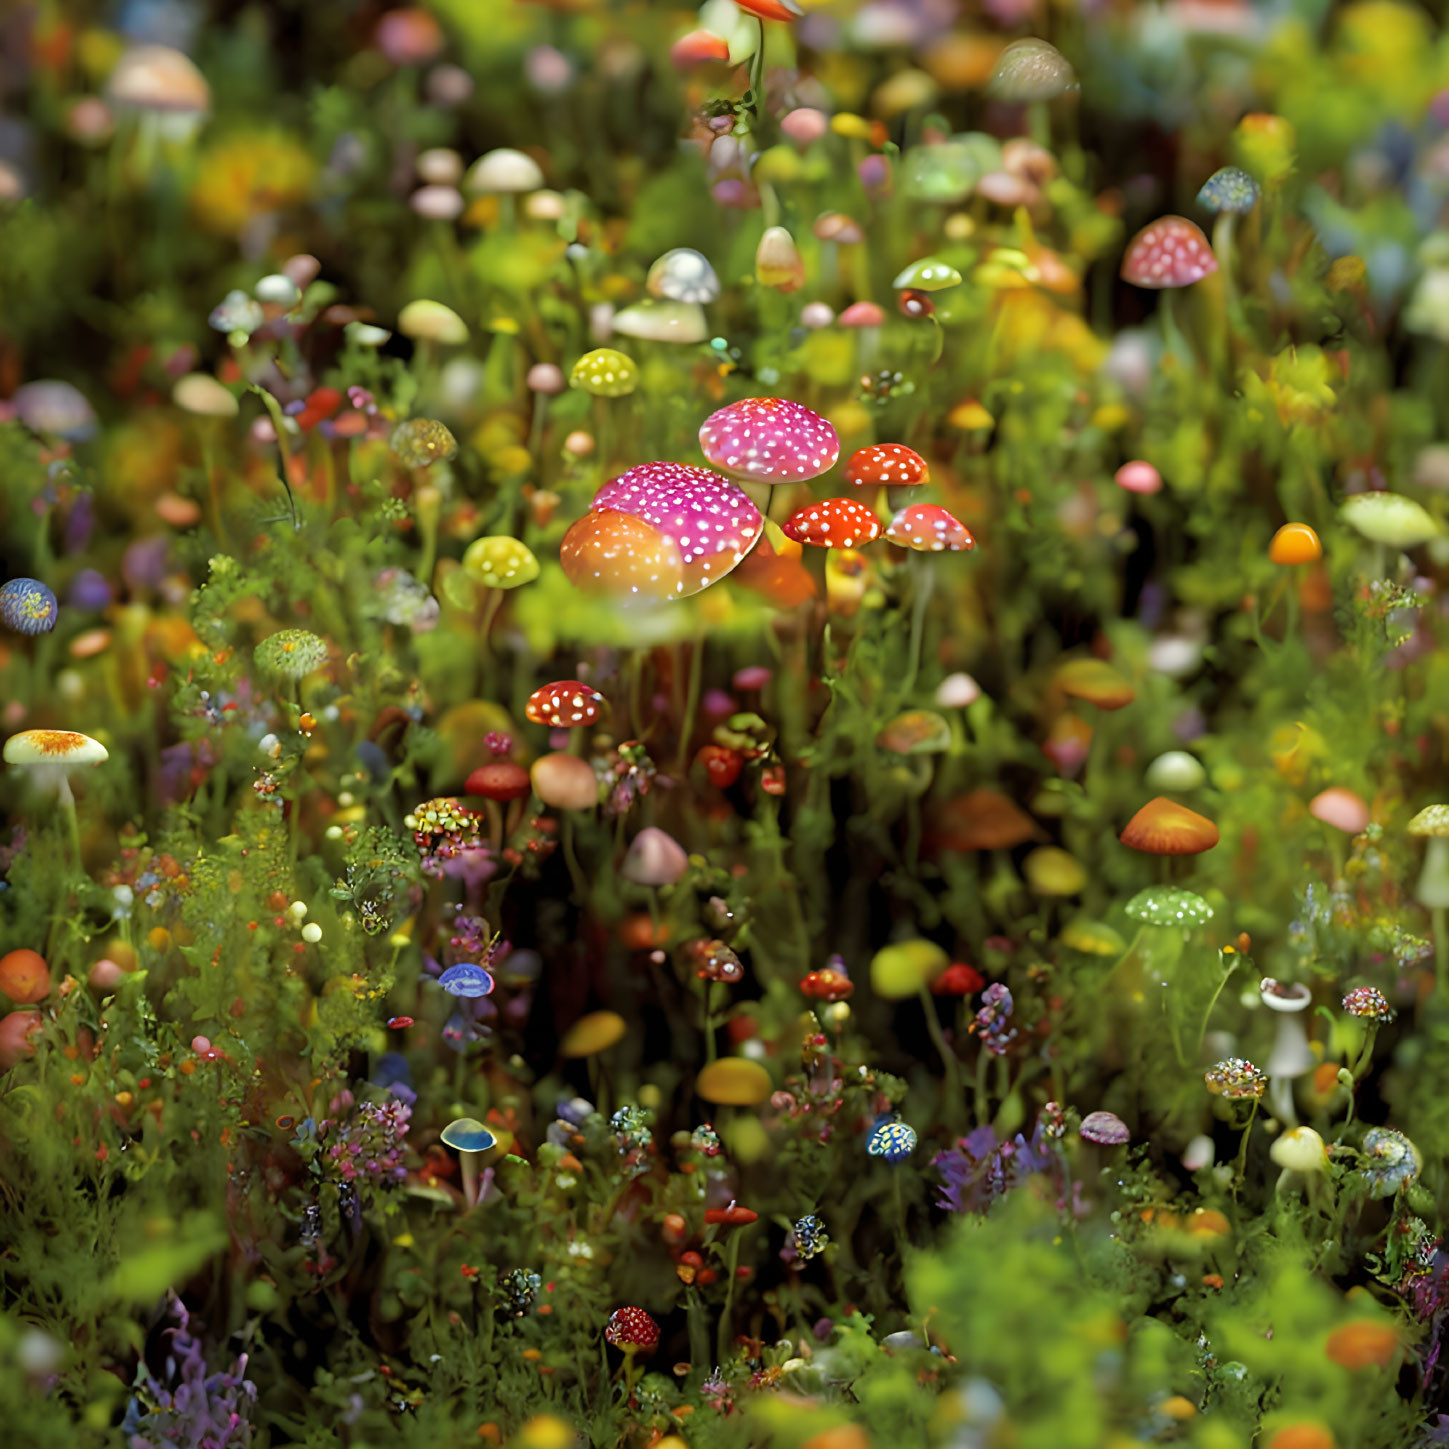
[
  {"left": 0, "top": 578, "right": 59, "bottom": 636},
  {"left": 1197, "top": 166, "right": 1260, "bottom": 215},
  {"left": 866, "top": 1118, "right": 918, "bottom": 1163},
  {"left": 439, "top": 962, "right": 495, "bottom": 998},
  {"left": 440, "top": 1116, "right": 497, "bottom": 1153}
]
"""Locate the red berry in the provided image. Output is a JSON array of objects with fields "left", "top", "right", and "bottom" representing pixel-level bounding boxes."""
[
  {"left": 696, "top": 744, "right": 743, "bottom": 789},
  {"left": 604, "top": 1305, "right": 659, "bottom": 1350}
]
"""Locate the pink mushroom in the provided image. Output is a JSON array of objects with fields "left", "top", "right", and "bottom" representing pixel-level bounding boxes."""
[
  {"left": 1120, "top": 216, "right": 1218, "bottom": 289},
  {"left": 593, "top": 462, "right": 764, "bottom": 595},
  {"left": 698, "top": 397, "right": 840, "bottom": 485},
  {"left": 1115, "top": 460, "right": 1163, "bottom": 495},
  {"left": 885, "top": 503, "right": 975, "bottom": 552},
  {"left": 1309, "top": 787, "right": 1370, "bottom": 835}
]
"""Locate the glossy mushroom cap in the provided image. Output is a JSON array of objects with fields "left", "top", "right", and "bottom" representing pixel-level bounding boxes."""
[
  {"left": 891, "top": 256, "right": 963, "bottom": 292},
  {"left": 3, "top": 729, "right": 108, "bottom": 767},
  {"left": 1120, "top": 217, "right": 1218, "bottom": 289},
  {"left": 531, "top": 752, "right": 600, "bottom": 811},
  {"left": 463, "top": 148, "right": 544, "bottom": 194},
  {"left": 593, "top": 463, "right": 763, "bottom": 595},
  {"left": 611, "top": 301, "right": 709, "bottom": 343},
  {"left": 885, "top": 503, "right": 974, "bottom": 551},
  {"left": 526, "top": 681, "right": 604, "bottom": 729},
  {"left": 1309, "top": 787, "right": 1369, "bottom": 835},
  {"left": 845, "top": 444, "right": 929, "bottom": 488},
  {"left": 698, "top": 397, "right": 840, "bottom": 484},
  {"left": 837, "top": 300, "right": 885, "bottom": 327},
  {"left": 560, "top": 509, "right": 685, "bottom": 601},
  {"left": 783, "top": 497, "right": 883, "bottom": 549},
  {"left": 1197, "top": 166, "right": 1260, "bottom": 215},
  {"left": 1268, "top": 522, "right": 1323, "bottom": 564},
  {"left": 987, "top": 38, "right": 1076, "bottom": 101},
  {"left": 397, "top": 299, "right": 469, "bottom": 344},
  {"left": 462, "top": 535, "right": 540, "bottom": 589},
  {"left": 440, "top": 1117, "right": 498, "bottom": 1154},
  {"left": 605, "top": 1306, "right": 660, "bottom": 1349},
  {"left": 647, "top": 248, "right": 720, "bottom": 304},
  {"left": 1119, "top": 797, "right": 1220, "bottom": 855},
  {"left": 439, "top": 963, "right": 495, "bottom": 999}
]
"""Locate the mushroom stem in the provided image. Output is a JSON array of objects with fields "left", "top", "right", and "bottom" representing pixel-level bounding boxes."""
[
  {"left": 56, "top": 771, "right": 81, "bottom": 867},
  {"left": 459, "top": 1149, "right": 480, "bottom": 1208},
  {"left": 903, "top": 557, "right": 935, "bottom": 693}
]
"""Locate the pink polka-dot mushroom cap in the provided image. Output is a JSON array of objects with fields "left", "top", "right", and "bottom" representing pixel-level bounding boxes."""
[
  {"left": 698, "top": 397, "right": 840, "bottom": 484},
  {"left": 593, "top": 462, "right": 764, "bottom": 595},
  {"left": 885, "top": 503, "right": 976, "bottom": 552},
  {"left": 1119, "top": 216, "right": 1218, "bottom": 289}
]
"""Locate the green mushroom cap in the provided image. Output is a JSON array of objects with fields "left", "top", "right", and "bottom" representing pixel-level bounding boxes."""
[
  {"left": 892, "top": 256, "right": 963, "bottom": 292},
  {"left": 1196, "top": 166, "right": 1260, "bottom": 215},
  {"left": 440, "top": 1117, "right": 497, "bottom": 1154},
  {"left": 1124, "top": 887, "right": 1214, "bottom": 928},
  {"left": 1340, "top": 492, "right": 1439, "bottom": 549},
  {"left": 570, "top": 347, "right": 639, "bottom": 397},
  {"left": 463, "top": 536, "right": 540, "bottom": 590},
  {"left": 1408, "top": 805, "right": 1449, "bottom": 838}
]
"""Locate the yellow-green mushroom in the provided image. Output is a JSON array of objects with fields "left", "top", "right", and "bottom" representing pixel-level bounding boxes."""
[{"left": 569, "top": 347, "right": 638, "bottom": 399}]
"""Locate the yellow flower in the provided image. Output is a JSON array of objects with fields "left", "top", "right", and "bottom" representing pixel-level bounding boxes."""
[{"left": 190, "top": 131, "right": 316, "bottom": 236}]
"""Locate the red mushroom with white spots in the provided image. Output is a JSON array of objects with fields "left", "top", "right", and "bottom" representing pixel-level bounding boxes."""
[
  {"left": 698, "top": 397, "right": 840, "bottom": 485},
  {"left": 885, "top": 503, "right": 975, "bottom": 552},
  {"left": 592, "top": 462, "right": 763, "bottom": 596},
  {"left": 1120, "top": 216, "right": 1218, "bottom": 289},
  {"left": 845, "top": 442, "right": 930, "bottom": 521},
  {"left": 783, "top": 497, "right": 882, "bottom": 550},
  {"left": 525, "top": 680, "right": 605, "bottom": 730}
]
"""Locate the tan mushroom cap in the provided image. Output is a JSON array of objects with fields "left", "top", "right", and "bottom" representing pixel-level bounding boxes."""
[
  {"left": 108, "top": 45, "right": 211, "bottom": 114},
  {"left": 4, "top": 729, "right": 109, "bottom": 766},
  {"left": 559, "top": 1010, "right": 627, "bottom": 1058}
]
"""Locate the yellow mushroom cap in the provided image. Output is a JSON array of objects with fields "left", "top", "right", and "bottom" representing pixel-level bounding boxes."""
[
  {"left": 397, "top": 299, "right": 469, "bottom": 345},
  {"left": 1408, "top": 804, "right": 1449, "bottom": 838},
  {"left": 870, "top": 938, "right": 948, "bottom": 999},
  {"left": 695, "top": 1057, "right": 773, "bottom": 1106},
  {"left": 463, "top": 536, "right": 540, "bottom": 590},
  {"left": 173, "top": 373, "right": 239, "bottom": 417},
  {"left": 1054, "top": 658, "right": 1135, "bottom": 710},
  {"left": 1022, "top": 846, "right": 1087, "bottom": 896},
  {"left": 559, "top": 1010, "right": 626, "bottom": 1058},
  {"left": 3, "top": 729, "right": 108, "bottom": 766},
  {"left": 569, "top": 348, "right": 639, "bottom": 398}
]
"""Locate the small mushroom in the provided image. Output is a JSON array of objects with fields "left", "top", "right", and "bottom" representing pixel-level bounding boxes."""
[
  {"left": 987, "top": 38, "right": 1076, "bottom": 102},
  {"left": 440, "top": 1117, "right": 498, "bottom": 1208},
  {"left": 560, "top": 1010, "right": 626, "bottom": 1058},
  {"left": 1118, "top": 797, "right": 1219, "bottom": 855},
  {"left": 891, "top": 256, "right": 962, "bottom": 292},
  {"left": 1120, "top": 217, "right": 1218, "bottom": 290},
  {"left": 1268, "top": 522, "right": 1323, "bottom": 564},
  {"left": 526, "top": 681, "right": 604, "bottom": 731},
  {"left": 1259, "top": 978, "right": 1314, "bottom": 1124},
  {"left": 569, "top": 347, "right": 638, "bottom": 399},
  {"left": 4, "top": 729, "right": 108, "bottom": 861},
  {"left": 647, "top": 248, "right": 720, "bottom": 304},
  {"left": 0, "top": 579, "right": 59, "bottom": 636},
  {"left": 611, "top": 301, "right": 709, "bottom": 344},
  {"left": 698, "top": 398, "right": 840, "bottom": 485},
  {"left": 531, "top": 753, "right": 600, "bottom": 811},
  {"left": 463, "top": 147, "right": 544, "bottom": 196},
  {"left": 621, "top": 827, "right": 690, "bottom": 886},
  {"left": 884, "top": 503, "right": 974, "bottom": 551},
  {"left": 398, "top": 298, "right": 469, "bottom": 346},
  {"left": 783, "top": 497, "right": 882, "bottom": 549}
]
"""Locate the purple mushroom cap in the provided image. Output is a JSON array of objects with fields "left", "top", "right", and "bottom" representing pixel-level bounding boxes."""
[
  {"left": 593, "top": 461, "right": 763, "bottom": 595},
  {"left": 1079, "top": 1110, "right": 1130, "bottom": 1146}
]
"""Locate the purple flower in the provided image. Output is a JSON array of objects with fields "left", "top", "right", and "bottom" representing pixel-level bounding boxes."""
[
  {"left": 933, "top": 1121, "right": 1057, "bottom": 1214},
  {"left": 972, "top": 983, "right": 1018, "bottom": 1056}
]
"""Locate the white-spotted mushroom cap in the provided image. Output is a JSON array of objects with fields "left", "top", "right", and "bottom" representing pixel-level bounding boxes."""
[
  {"left": 1203, "top": 1056, "right": 1266, "bottom": 1101},
  {"left": 987, "top": 38, "right": 1077, "bottom": 102},
  {"left": 107, "top": 45, "right": 210, "bottom": 114},
  {"left": 611, "top": 301, "right": 708, "bottom": 344},
  {"left": 462, "top": 536, "right": 541, "bottom": 590},
  {"left": 845, "top": 443, "right": 929, "bottom": 488},
  {"left": 885, "top": 503, "right": 975, "bottom": 552},
  {"left": 570, "top": 347, "right": 639, "bottom": 398},
  {"left": 1342, "top": 986, "right": 1396, "bottom": 1023},
  {"left": 698, "top": 397, "right": 840, "bottom": 484},
  {"left": 1408, "top": 804, "right": 1449, "bottom": 837},
  {"left": 1124, "top": 886, "right": 1213, "bottom": 928},
  {"left": 397, "top": 299, "right": 469, "bottom": 345},
  {"left": 647, "top": 248, "right": 721, "bottom": 304},
  {"left": 525, "top": 681, "right": 605, "bottom": 729},
  {"left": 891, "top": 256, "right": 963, "bottom": 292},
  {"left": 3, "top": 729, "right": 109, "bottom": 767},
  {"left": 593, "top": 462, "right": 763, "bottom": 594},
  {"left": 1120, "top": 217, "right": 1218, "bottom": 289},
  {"left": 559, "top": 509, "right": 685, "bottom": 600},
  {"left": 782, "top": 497, "right": 882, "bottom": 549},
  {"left": 463, "top": 147, "right": 544, "bottom": 194},
  {"left": 1197, "top": 166, "right": 1260, "bottom": 215}
]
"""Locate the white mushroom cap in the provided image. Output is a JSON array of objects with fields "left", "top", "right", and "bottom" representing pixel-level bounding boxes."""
[
  {"left": 464, "top": 148, "right": 544, "bottom": 195},
  {"left": 173, "top": 374, "right": 239, "bottom": 417},
  {"left": 647, "top": 248, "right": 721, "bottom": 304},
  {"left": 611, "top": 300, "right": 708, "bottom": 344},
  {"left": 107, "top": 45, "right": 211, "bottom": 115},
  {"left": 4, "top": 729, "right": 109, "bottom": 767},
  {"left": 397, "top": 299, "right": 469, "bottom": 345}
]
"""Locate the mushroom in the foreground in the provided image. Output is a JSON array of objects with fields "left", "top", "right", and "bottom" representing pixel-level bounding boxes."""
[
  {"left": 440, "top": 1117, "right": 498, "bottom": 1208},
  {"left": 698, "top": 397, "right": 840, "bottom": 485},
  {"left": 525, "top": 681, "right": 605, "bottom": 731},
  {"left": 4, "top": 729, "right": 109, "bottom": 853},
  {"left": 885, "top": 503, "right": 975, "bottom": 552},
  {"left": 1120, "top": 217, "right": 1218, "bottom": 289},
  {"left": 783, "top": 497, "right": 883, "bottom": 549},
  {"left": 845, "top": 443, "right": 930, "bottom": 490},
  {"left": 559, "top": 509, "right": 686, "bottom": 601},
  {"left": 592, "top": 462, "right": 763, "bottom": 596},
  {"left": 1119, "top": 797, "right": 1219, "bottom": 855}
]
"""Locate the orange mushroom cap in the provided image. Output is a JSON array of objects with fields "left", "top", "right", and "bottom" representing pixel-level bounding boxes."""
[
  {"left": 1268, "top": 522, "right": 1323, "bottom": 565},
  {"left": 844, "top": 443, "right": 929, "bottom": 489},
  {"left": 526, "top": 680, "right": 604, "bottom": 729},
  {"left": 670, "top": 29, "right": 731, "bottom": 67},
  {"left": 704, "top": 1201, "right": 760, "bottom": 1226},
  {"left": 734, "top": 0, "right": 804, "bottom": 20},
  {"left": 783, "top": 497, "right": 882, "bottom": 549},
  {"left": 1119, "top": 797, "right": 1219, "bottom": 855},
  {"left": 560, "top": 508, "right": 685, "bottom": 601}
]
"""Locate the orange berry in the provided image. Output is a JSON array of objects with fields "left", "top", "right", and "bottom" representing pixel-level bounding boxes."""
[
  {"left": 1268, "top": 522, "right": 1323, "bottom": 565},
  {"left": 1325, "top": 1319, "right": 1400, "bottom": 1370}
]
